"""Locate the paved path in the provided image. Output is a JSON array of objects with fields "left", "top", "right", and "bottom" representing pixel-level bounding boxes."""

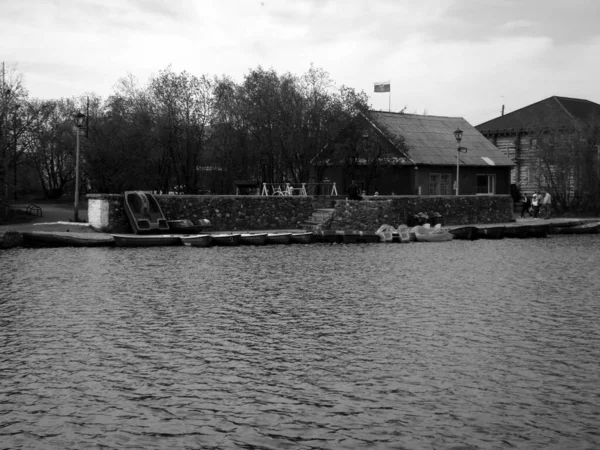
[{"left": 0, "top": 202, "right": 88, "bottom": 231}]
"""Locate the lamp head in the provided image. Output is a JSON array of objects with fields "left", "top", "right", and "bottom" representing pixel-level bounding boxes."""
[
  {"left": 453, "top": 128, "right": 463, "bottom": 143},
  {"left": 74, "top": 112, "right": 86, "bottom": 128}
]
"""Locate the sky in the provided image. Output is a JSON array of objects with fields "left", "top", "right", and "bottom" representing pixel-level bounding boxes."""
[{"left": 2, "top": 0, "right": 600, "bottom": 126}]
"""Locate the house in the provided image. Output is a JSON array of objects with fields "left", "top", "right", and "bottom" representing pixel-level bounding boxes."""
[
  {"left": 318, "top": 111, "right": 514, "bottom": 196},
  {"left": 476, "top": 96, "right": 600, "bottom": 203}
]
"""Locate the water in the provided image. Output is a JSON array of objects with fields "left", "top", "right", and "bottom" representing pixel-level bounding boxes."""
[{"left": 1, "top": 236, "right": 600, "bottom": 449}]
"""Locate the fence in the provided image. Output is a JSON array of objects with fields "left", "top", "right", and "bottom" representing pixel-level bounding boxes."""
[{"left": 260, "top": 182, "right": 338, "bottom": 196}]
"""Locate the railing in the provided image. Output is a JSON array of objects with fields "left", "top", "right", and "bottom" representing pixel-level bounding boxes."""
[
  {"left": 261, "top": 183, "right": 307, "bottom": 196},
  {"left": 260, "top": 182, "right": 338, "bottom": 196},
  {"left": 303, "top": 182, "right": 338, "bottom": 196}
]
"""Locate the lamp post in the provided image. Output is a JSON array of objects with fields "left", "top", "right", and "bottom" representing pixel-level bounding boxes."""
[
  {"left": 13, "top": 104, "right": 20, "bottom": 201},
  {"left": 73, "top": 112, "right": 86, "bottom": 222},
  {"left": 453, "top": 128, "right": 467, "bottom": 195}
]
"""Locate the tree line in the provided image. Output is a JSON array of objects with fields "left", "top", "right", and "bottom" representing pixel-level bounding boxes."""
[{"left": 1, "top": 64, "right": 369, "bottom": 200}]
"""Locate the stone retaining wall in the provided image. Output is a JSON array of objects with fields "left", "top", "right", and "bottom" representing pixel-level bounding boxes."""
[
  {"left": 321, "top": 195, "right": 514, "bottom": 231},
  {"left": 86, "top": 193, "right": 513, "bottom": 234},
  {"left": 87, "top": 194, "right": 314, "bottom": 233}
]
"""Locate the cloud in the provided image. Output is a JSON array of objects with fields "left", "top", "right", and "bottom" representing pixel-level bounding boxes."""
[{"left": 1, "top": 0, "right": 599, "bottom": 126}]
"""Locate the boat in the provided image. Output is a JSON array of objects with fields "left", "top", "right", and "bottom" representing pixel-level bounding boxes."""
[
  {"left": 167, "top": 219, "right": 212, "bottom": 234},
  {"left": 290, "top": 231, "right": 314, "bottom": 244},
  {"left": 523, "top": 224, "right": 549, "bottom": 238},
  {"left": 476, "top": 225, "right": 505, "bottom": 239},
  {"left": 550, "top": 222, "right": 600, "bottom": 234},
  {"left": 376, "top": 224, "right": 395, "bottom": 242},
  {"left": 448, "top": 226, "right": 479, "bottom": 240},
  {"left": 180, "top": 234, "right": 213, "bottom": 247},
  {"left": 240, "top": 232, "right": 268, "bottom": 245},
  {"left": 123, "top": 191, "right": 170, "bottom": 234},
  {"left": 21, "top": 231, "right": 115, "bottom": 248},
  {"left": 412, "top": 225, "right": 453, "bottom": 242},
  {"left": 395, "top": 225, "right": 411, "bottom": 243},
  {"left": 358, "top": 231, "right": 381, "bottom": 243},
  {"left": 503, "top": 225, "right": 529, "bottom": 239},
  {"left": 312, "top": 230, "right": 342, "bottom": 243},
  {"left": 266, "top": 232, "right": 292, "bottom": 245},
  {"left": 211, "top": 233, "right": 241, "bottom": 246},
  {"left": 342, "top": 230, "right": 361, "bottom": 244},
  {"left": 112, "top": 233, "right": 182, "bottom": 247}
]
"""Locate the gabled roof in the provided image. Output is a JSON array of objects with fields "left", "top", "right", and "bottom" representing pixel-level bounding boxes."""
[
  {"left": 476, "top": 96, "right": 600, "bottom": 134},
  {"left": 365, "top": 111, "right": 514, "bottom": 167}
]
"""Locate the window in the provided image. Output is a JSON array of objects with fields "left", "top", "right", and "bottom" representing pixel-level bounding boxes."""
[
  {"left": 429, "top": 173, "right": 451, "bottom": 195},
  {"left": 476, "top": 174, "right": 496, "bottom": 194}
]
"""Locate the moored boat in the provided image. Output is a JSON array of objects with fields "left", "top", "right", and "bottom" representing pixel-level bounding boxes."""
[
  {"left": 112, "top": 233, "right": 182, "bottom": 247},
  {"left": 211, "top": 233, "right": 241, "bottom": 246},
  {"left": 357, "top": 231, "right": 380, "bottom": 243},
  {"left": 167, "top": 219, "right": 211, "bottom": 234},
  {"left": 395, "top": 225, "right": 410, "bottom": 243},
  {"left": 376, "top": 224, "right": 395, "bottom": 242},
  {"left": 21, "top": 231, "right": 115, "bottom": 248},
  {"left": 476, "top": 225, "right": 505, "bottom": 240},
  {"left": 523, "top": 224, "right": 549, "bottom": 238},
  {"left": 240, "top": 232, "right": 268, "bottom": 245},
  {"left": 448, "top": 226, "right": 479, "bottom": 240},
  {"left": 266, "top": 232, "right": 292, "bottom": 245},
  {"left": 342, "top": 230, "right": 361, "bottom": 244},
  {"left": 312, "top": 230, "right": 341, "bottom": 243},
  {"left": 180, "top": 234, "right": 213, "bottom": 247},
  {"left": 290, "top": 231, "right": 313, "bottom": 244},
  {"left": 412, "top": 225, "right": 453, "bottom": 242},
  {"left": 550, "top": 222, "right": 600, "bottom": 235},
  {"left": 503, "top": 225, "right": 529, "bottom": 239}
]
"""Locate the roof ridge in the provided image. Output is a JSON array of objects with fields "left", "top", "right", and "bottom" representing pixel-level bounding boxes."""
[
  {"left": 370, "top": 110, "right": 465, "bottom": 120},
  {"left": 552, "top": 95, "right": 595, "bottom": 103},
  {"left": 552, "top": 97, "right": 575, "bottom": 121}
]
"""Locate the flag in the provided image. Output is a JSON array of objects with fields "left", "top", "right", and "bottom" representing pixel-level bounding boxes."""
[{"left": 374, "top": 81, "right": 390, "bottom": 93}]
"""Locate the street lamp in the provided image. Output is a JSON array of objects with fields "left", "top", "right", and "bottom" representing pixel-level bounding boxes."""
[
  {"left": 453, "top": 128, "right": 467, "bottom": 195},
  {"left": 13, "top": 104, "right": 20, "bottom": 201},
  {"left": 73, "top": 111, "right": 86, "bottom": 222}
]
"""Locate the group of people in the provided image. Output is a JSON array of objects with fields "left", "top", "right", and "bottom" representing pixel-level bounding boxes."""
[{"left": 520, "top": 190, "right": 552, "bottom": 219}]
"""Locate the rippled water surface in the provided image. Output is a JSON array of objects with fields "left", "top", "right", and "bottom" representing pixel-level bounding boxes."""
[{"left": 1, "top": 235, "right": 600, "bottom": 449}]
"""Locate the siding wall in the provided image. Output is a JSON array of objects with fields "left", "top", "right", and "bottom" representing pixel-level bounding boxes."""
[{"left": 488, "top": 133, "right": 540, "bottom": 194}]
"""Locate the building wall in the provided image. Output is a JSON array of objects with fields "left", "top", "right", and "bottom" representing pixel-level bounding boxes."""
[
  {"left": 324, "top": 164, "right": 511, "bottom": 196},
  {"left": 487, "top": 132, "right": 539, "bottom": 195},
  {"left": 415, "top": 166, "right": 511, "bottom": 196}
]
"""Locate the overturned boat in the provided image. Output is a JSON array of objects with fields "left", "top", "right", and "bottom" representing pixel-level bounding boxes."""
[{"left": 124, "top": 191, "right": 169, "bottom": 234}]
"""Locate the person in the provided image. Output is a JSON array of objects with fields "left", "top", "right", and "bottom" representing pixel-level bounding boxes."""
[
  {"left": 520, "top": 192, "right": 531, "bottom": 218},
  {"left": 531, "top": 191, "right": 540, "bottom": 218},
  {"left": 541, "top": 191, "right": 552, "bottom": 219},
  {"left": 347, "top": 181, "right": 362, "bottom": 200}
]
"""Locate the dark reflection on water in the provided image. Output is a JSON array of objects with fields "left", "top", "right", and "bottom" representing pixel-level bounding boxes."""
[{"left": 1, "top": 236, "right": 600, "bottom": 449}]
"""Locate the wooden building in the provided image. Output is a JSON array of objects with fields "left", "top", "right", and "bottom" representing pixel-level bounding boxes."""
[
  {"left": 476, "top": 96, "right": 600, "bottom": 197},
  {"left": 318, "top": 111, "right": 513, "bottom": 196}
]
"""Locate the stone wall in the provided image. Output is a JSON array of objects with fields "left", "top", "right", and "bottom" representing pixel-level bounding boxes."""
[
  {"left": 87, "top": 194, "right": 314, "bottom": 233},
  {"left": 87, "top": 193, "right": 513, "bottom": 234},
  {"left": 322, "top": 195, "right": 514, "bottom": 231}
]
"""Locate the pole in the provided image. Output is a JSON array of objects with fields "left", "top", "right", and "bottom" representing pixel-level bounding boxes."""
[
  {"left": 13, "top": 109, "right": 17, "bottom": 200},
  {"left": 456, "top": 145, "right": 460, "bottom": 196},
  {"left": 74, "top": 127, "right": 80, "bottom": 222}
]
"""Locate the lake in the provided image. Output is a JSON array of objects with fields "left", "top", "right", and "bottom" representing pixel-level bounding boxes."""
[{"left": 1, "top": 235, "right": 599, "bottom": 449}]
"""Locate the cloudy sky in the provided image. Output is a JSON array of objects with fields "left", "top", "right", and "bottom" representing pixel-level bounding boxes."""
[{"left": 2, "top": 0, "right": 599, "bottom": 125}]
